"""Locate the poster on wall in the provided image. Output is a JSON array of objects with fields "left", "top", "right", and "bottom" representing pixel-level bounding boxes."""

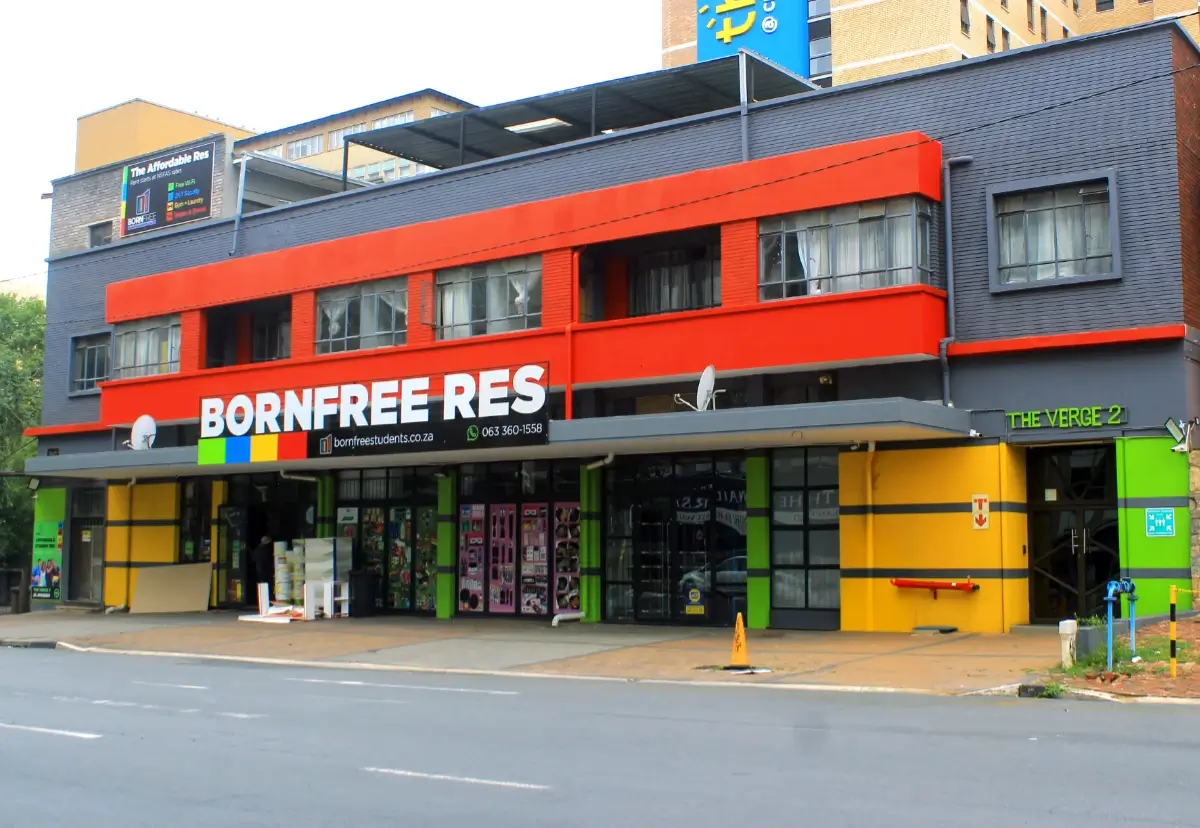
[
  {"left": 553, "top": 504, "right": 581, "bottom": 613},
  {"left": 488, "top": 504, "right": 516, "bottom": 614},
  {"left": 31, "top": 522, "right": 63, "bottom": 600},
  {"left": 520, "top": 505, "right": 549, "bottom": 616},
  {"left": 459, "top": 504, "right": 486, "bottom": 612},
  {"left": 120, "top": 142, "right": 216, "bottom": 237}
]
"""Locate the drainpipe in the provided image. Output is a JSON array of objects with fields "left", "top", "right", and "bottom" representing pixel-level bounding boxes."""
[
  {"left": 566, "top": 250, "right": 580, "bottom": 420},
  {"left": 585, "top": 453, "right": 614, "bottom": 470},
  {"left": 229, "top": 154, "right": 250, "bottom": 257},
  {"left": 123, "top": 478, "right": 136, "bottom": 612},
  {"left": 864, "top": 442, "right": 876, "bottom": 631},
  {"left": 939, "top": 155, "right": 973, "bottom": 407}
]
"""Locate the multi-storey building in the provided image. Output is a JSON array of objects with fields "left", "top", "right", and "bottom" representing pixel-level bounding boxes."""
[
  {"left": 663, "top": 0, "right": 1200, "bottom": 86},
  {"left": 25, "top": 23, "right": 1200, "bottom": 634}
]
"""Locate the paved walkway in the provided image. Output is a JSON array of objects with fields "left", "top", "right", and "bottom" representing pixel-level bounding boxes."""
[{"left": 0, "top": 611, "right": 1060, "bottom": 694}]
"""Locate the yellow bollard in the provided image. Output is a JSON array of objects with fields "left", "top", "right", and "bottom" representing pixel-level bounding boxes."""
[{"left": 1170, "top": 584, "right": 1178, "bottom": 680}]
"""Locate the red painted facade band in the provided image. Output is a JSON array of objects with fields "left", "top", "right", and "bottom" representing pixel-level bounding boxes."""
[{"left": 947, "top": 325, "right": 1187, "bottom": 356}]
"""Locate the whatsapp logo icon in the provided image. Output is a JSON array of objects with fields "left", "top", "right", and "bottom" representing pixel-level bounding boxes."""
[{"left": 466, "top": 425, "right": 479, "bottom": 442}]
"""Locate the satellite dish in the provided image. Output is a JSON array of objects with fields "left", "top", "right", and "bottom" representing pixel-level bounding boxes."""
[
  {"left": 129, "top": 415, "right": 157, "bottom": 451},
  {"left": 674, "top": 365, "right": 724, "bottom": 412}
]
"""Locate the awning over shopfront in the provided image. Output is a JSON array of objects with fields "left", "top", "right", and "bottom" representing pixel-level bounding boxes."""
[{"left": 25, "top": 398, "right": 972, "bottom": 480}]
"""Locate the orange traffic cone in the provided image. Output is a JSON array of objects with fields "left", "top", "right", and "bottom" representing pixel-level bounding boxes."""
[{"left": 729, "top": 611, "right": 749, "bottom": 669}]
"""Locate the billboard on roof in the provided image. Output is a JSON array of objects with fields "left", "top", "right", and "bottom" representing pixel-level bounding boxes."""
[{"left": 696, "top": 0, "right": 810, "bottom": 77}]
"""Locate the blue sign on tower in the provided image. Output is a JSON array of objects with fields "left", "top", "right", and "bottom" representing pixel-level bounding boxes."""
[{"left": 696, "top": 0, "right": 810, "bottom": 78}]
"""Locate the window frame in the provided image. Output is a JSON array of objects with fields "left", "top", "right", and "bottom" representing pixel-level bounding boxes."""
[
  {"left": 985, "top": 168, "right": 1121, "bottom": 294},
  {"left": 87, "top": 221, "right": 113, "bottom": 248},
  {"left": 286, "top": 134, "right": 324, "bottom": 160},
  {"left": 769, "top": 447, "right": 841, "bottom": 620},
  {"left": 68, "top": 331, "right": 112, "bottom": 396},
  {"left": 1002, "top": 28, "right": 1011, "bottom": 50},
  {"left": 315, "top": 276, "right": 408, "bottom": 355},
  {"left": 434, "top": 256, "right": 543, "bottom": 341},
  {"left": 328, "top": 123, "right": 366, "bottom": 150},
  {"left": 112, "top": 316, "right": 182, "bottom": 379},
  {"left": 986, "top": 16, "right": 996, "bottom": 51},
  {"left": 960, "top": 0, "right": 970, "bottom": 34}
]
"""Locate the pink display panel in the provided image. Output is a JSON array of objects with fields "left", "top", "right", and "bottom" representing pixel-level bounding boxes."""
[
  {"left": 458, "top": 504, "right": 485, "bottom": 612},
  {"left": 520, "top": 504, "right": 550, "bottom": 616},
  {"left": 488, "top": 504, "right": 517, "bottom": 613}
]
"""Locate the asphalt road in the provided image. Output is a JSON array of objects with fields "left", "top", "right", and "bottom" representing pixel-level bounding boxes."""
[{"left": 0, "top": 648, "right": 1197, "bottom": 828}]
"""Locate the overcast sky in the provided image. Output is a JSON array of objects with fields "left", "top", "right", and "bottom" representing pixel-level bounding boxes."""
[{"left": 0, "top": 0, "right": 662, "bottom": 298}]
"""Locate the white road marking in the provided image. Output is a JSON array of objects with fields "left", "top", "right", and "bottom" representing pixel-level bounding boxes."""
[
  {"left": 287, "top": 678, "right": 518, "bottom": 696},
  {"left": 362, "top": 767, "right": 549, "bottom": 791},
  {"left": 132, "top": 681, "right": 208, "bottom": 691},
  {"left": 93, "top": 700, "right": 139, "bottom": 708},
  {"left": 306, "top": 695, "right": 409, "bottom": 705},
  {"left": 0, "top": 723, "right": 102, "bottom": 740},
  {"left": 217, "top": 712, "right": 266, "bottom": 720}
]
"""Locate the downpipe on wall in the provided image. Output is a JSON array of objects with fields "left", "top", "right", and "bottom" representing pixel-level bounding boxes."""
[
  {"left": 864, "top": 441, "right": 876, "bottom": 630},
  {"left": 939, "top": 155, "right": 973, "bottom": 407}
]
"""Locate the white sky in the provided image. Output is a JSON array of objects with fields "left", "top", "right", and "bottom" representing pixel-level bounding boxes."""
[{"left": 0, "top": 0, "right": 662, "bottom": 298}]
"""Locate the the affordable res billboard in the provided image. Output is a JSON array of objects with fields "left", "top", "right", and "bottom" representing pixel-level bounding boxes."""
[{"left": 119, "top": 141, "right": 216, "bottom": 238}]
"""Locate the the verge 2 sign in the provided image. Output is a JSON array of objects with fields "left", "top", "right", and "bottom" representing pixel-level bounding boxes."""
[{"left": 200, "top": 364, "right": 550, "bottom": 459}]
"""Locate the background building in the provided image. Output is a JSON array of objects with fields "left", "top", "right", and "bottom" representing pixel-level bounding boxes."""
[{"left": 663, "top": 0, "right": 1200, "bottom": 86}]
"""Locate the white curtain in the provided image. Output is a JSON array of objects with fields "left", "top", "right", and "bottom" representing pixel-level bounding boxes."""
[
  {"left": 888, "top": 214, "right": 914, "bottom": 285},
  {"left": 438, "top": 276, "right": 470, "bottom": 339}
]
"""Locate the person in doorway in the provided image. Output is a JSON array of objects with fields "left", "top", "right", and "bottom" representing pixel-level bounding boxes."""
[{"left": 252, "top": 535, "right": 275, "bottom": 606}]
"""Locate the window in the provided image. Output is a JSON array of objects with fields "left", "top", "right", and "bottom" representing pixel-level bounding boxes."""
[
  {"left": 328, "top": 123, "right": 366, "bottom": 150},
  {"left": 286, "top": 135, "right": 323, "bottom": 160},
  {"left": 316, "top": 277, "right": 408, "bottom": 354},
  {"left": 960, "top": 0, "right": 971, "bottom": 34},
  {"left": 759, "top": 197, "right": 933, "bottom": 301},
  {"left": 988, "top": 170, "right": 1118, "bottom": 292},
  {"left": 87, "top": 221, "right": 112, "bottom": 248},
  {"left": 429, "top": 107, "right": 450, "bottom": 117},
  {"left": 1040, "top": 7, "right": 1047, "bottom": 40},
  {"left": 1027, "top": 0, "right": 1035, "bottom": 28},
  {"left": 1073, "top": 0, "right": 1079, "bottom": 11},
  {"left": 987, "top": 16, "right": 996, "bottom": 51},
  {"left": 260, "top": 145, "right": 284, "bottom": 158},
  {"left": 113, "top": 317, "right": 181, "bottom": 378},
  {"left": 1003, "top": 28, "right": 1011, "bottom": 50},
  {"left": 1001, "top": 0, "right": 1008, "bottom": 8},
  {"left": 770, "top": 448, "right": 840, "bottom": 613},
  {"left": 1063, "top": 25, "right": 1070, "bottom": 37},
  {"left": 1096, "top": 0, "right": 1114, "bottom": 9},
  {"left": 252, "top": 310, "right": 291, "bottom": 362},
  {"left": 629, "top": 245, "right": 721, "bottom": 317},
  {"left": 809, "top": 17, "right": 832, "bottom": 76},
  {"left": 436, "top": 256, "right": 542, "bottom": 340},
  {"left": 179, "top": 481, "right": 211, "bottom": 564},
  {"left": 70, "top": 334, "right": 110, "bottom": 392},
  {"left": 373, "top": 111, "right": 414, "bottom": 129},
  {"left": 808, "top": 0, "right": 830, "bottom": 15}
]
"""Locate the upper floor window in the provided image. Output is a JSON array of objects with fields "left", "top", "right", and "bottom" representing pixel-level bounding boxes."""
[
  {"left": 252, "top": 308, "right": 291, "bottom": 363},
  {"left": 316, "top": 277, "right": 408, "bottom": 355},
  {"left": 329, "top": 123, "right": 366, "bottom": 150},
  {"left": 71, "top": 334, "right": 110, "bottom": 393},
  {"left": 808, "top": 0, "right": 830, "bottom": 16},
  {"left": 630, "top": 245, "right": 722, "bottom": 317},
  {"left": 1002, "top": 28, "right": 1011, "bottom": 50},
  {"left": 988, "top": 171, "right": 1117, "bottom": 292},
  {"left": 88, "top": 221, "right": 112, "bottom": 248},
  {"left": 349, "top": 158, "right": 412, "bottom": 183},
  {"left": 960, "top": 0, "right": 971, "bottom": 34},
  {"left": 1027, "top": 0, "right": 1035, "bottom": 29},
  {"left": 373, "top": 111, "right": 414, "bottom": 129},
  {"left": 809, "top": 17, "right": 832, "bottom": 77},
  {"left": 759, "top": 197, "right": 933, "bottom": 301},
  {"left": 1040, "top": 7, "right": 1047, "bottom": 40},
  {"left": 1096, "top": 0, "right": 1113, "bottom": 10},
  {"left": 436, "top": 256, "right": 542, "bottom": 340},
  {"left": 430, "top": 107, "right": 450, "bottom": 118},
  {"left": 986, "top": 16, "right": 996, "bottom": 52},
  {"left": 113, "top": 316, "right": 181, "bottom": 379},
  {"left": 287, "top": 135, "right": 323, "bottom": 160},
  {"left": 260, "top": 145, "right": 284, "bottom": 158}
]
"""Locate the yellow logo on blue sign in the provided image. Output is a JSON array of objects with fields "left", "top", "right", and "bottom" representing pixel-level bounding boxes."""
[{"left": 696, "top": 0, "right": 809, "bottom": 77}]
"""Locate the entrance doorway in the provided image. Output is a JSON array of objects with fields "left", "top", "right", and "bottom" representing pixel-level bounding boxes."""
[
  {"left": 1027, "top": 445, "right": 1121, "bottom": 624},
  {"left": 216, "top": 475, "right": 317, "bottom": 605},
  {"left": 67, "top": 487, "right": 105, "bottom": 603},
  {"left": 604, "top": 455, "right": 747, "bottom": 626}
]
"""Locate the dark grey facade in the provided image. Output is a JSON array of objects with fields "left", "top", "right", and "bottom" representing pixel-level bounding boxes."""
[{"left": 40, "top": 23, "right": 1196, "bottom": 432}]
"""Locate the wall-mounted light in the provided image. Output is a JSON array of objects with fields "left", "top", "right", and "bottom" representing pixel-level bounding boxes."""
[{"left": 26, "top": 478, "right": 39, "bottom": 492}]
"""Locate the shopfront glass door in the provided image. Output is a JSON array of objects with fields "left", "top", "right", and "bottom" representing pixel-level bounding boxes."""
[
  {"left": 634, "top": 495, "right": 672, "bottom": 622},
  {"left": 1028, "top": 446, "right": 1121, "bottom": 623}
]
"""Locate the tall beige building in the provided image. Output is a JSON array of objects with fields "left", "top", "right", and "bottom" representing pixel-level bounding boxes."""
[{"left": 663, "top": 0, "right": 1199, "bottom": 86}]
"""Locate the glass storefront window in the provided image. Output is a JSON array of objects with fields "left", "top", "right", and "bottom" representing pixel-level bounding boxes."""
[{"left": 770, "top": 448, "right": 840, "bottom": 613}]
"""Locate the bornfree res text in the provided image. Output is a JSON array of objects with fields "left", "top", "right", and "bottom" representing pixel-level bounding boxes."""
[{"left": 201, "top": 365, "right": 547, "bottom": 439}]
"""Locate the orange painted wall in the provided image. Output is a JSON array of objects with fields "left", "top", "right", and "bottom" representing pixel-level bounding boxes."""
[{"left": 106, "top": 132, "right": 942, "bottom": 322}]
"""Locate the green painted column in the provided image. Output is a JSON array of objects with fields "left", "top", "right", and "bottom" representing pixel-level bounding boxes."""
[
  {"left": 745, "top": 453, "right": 770, "bottom": 629},
  {"left": 436, "top": 471, "right": 458, "bottom": 620},
  {"left": 316, "top": 475, "right": 335, "bottom": 539},
  {"left": 1116, "top": 437, "right": 1192, "bottom": 615},
  {"left": 32, "top": 488, "right": 67, "bottom": 604},
  {"left": 580, "top": 467, "right": 602, "bottom": 623}
]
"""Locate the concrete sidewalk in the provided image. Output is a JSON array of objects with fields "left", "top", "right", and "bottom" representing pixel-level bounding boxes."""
[{"left": 0, "top": 611, "right": 1060, "bottom": 694}]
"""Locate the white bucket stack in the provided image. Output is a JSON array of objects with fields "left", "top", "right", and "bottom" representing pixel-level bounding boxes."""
[
  {"left": 289, "top": 540, "right": 306, "bottom": 604},
  {"left": 273, "top": 541, "right": 291, "bottom": 605}
]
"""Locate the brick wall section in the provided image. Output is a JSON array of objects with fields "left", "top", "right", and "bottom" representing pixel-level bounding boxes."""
[
  {"left": 406, "top": 273, "right": 435, "bottom": 346},
  {"left": 541, "top": 250, "right": 575, "bottom": 327},
  {"left": 1173, "top": 31, "right": 1200, "bottom": 330},
  {"left": 178, "top": 310, "right": 205, "bottom": 372},
  {"left": 290, "top": 291, "right": 316, "bottom": 359},
  {"left": 662, "top": 0, "right": 697, "bottom": 68},
  {"left": 721, "top": 220, "right": 760, "bottom": 307}
]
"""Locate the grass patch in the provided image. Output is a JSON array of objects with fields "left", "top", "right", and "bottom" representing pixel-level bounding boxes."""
[
  {"left": 1056, "top": 635, "right": 1188, "bottom": 679},
  {"left": 1039, "top": 681, "right": 1066, "bottom": 699}
]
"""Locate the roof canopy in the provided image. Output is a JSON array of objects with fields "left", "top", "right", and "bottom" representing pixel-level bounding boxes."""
[{"left": 346, "top": 52, "right": 814, "bottom": 171}]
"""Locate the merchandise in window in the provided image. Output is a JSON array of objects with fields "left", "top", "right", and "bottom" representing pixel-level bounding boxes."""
[
  {"left": 436, "top": 256, "right": 542, "bottom": 340},
  {"left": 113, "top": 318, "right": 181, "bottom": 378},
  {"left": 316, "top": 277, "right": 407, "bottom": 354},
  {"left": 995, "top": 179, "right": 1113, "bottom": 285},
  {"left": 759, "top": 197, "right": 933, "bottom": 300}
]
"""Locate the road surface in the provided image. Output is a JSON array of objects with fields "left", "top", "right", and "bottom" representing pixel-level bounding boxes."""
[{"left": 0, "top": 647, "right": 1196, "bottom": 827}]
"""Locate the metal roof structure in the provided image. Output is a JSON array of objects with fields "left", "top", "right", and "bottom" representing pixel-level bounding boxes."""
[{"left": 344, "top": 51, "right": 815, "bottom": 173}]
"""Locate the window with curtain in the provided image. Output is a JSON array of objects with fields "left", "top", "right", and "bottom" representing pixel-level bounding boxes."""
[
  {"left": 994, "top": 178, "right": 1113, "bottom": 285},
  {"left": 435, "top": 256, "right": 542, "bottom": 340},
  {"left": 112, "top": 317, "right": 181, "bottom": 379},
  {"left": 758, "top": 197, "right": 932, "bottom": 301},
  {"left": 316, "top": 277, "right": 408, "bottom": 355},
  {"left": 629, "top": 244, "right": 721, "bottom": 317}
]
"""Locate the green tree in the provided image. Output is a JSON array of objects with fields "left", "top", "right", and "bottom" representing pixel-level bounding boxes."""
[{"left": 0, "top": 292, "right": 44, "bottom": 568}]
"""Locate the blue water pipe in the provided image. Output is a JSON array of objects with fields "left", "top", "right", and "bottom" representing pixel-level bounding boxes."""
[{"left": 1105, "top": 578, "right": 1138, "bottom": 673}]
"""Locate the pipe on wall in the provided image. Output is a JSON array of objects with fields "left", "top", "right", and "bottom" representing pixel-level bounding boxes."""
[
  {"left": 566, "top": 250, "right": 581, "bottom": 420},
  {"left": 938, "top": 155, "right": 973, "bottom": 407},
  {"left": 864, "top": 441, "right": 876, "bottom": 631},
  {"left": 229, "top": 155, "right": 250, "bottom": 257}
]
